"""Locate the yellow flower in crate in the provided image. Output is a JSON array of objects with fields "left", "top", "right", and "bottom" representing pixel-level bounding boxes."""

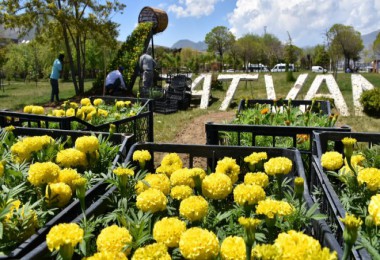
[
  {"left": 153, "top": 217, "right": 187, "bottom": 247},
  {"left": 96, "top": 225, "right": 133, "bottom": 255},
  {"left": 170, "top": 185, "right": 194, "bottom": 201},
  {"left": 341, "top": 137, "right": 357, "bottom": 158},
  {"left": 368, "top": 194, "right": 380, "bottom": 226},
  {"left": 80, "top": 98, "right": 91, "bottom": 106},
  {"left": 321, "top": 151, "right": 343, "bottom": 171},
  {"left": 244, "top": 172, "right": 269, "bottom": 188},
  {"left": 189, "top": 167, "right": 206, "bottom": 180},
  {"left": 31, "top": 105, "right": 45, "bottom": 115},
  {"left": 345, "top": 154, "right": 366, "bottom": 167},
  {"left": 52, "top": 109, "right": 65, "bottom": 117},
  {"left": 244, "top": 152, "right": 267, "bottom": 172},
  {"left": 357, "top": 168, "right": 380, "bottom": 192},
  {"left": 11, "top": 135, "right": 54, "bottom": 163},
  {"left": 215, "top": 157, "right": 240, "bottom": 184},
  {"left": 179, "top": 195, "right": 208, "bottom": 222},
  {"left": 170, "top": 168, "right": 195, "bottom": 188},
  {"left": 46, "top": 182, "right": 72, "bottom": 208},
  {"left": 81, "top": 105, "right": 96, "bottom": 115},
  {"left": 136, "top": 188, "right": 167, "bottom": 213},
  {"left": 75, "top": 136, "right": 99, "bottom": 154},
  {"left": 234, "top": 183, "right": 266, "bottom": 206},
  {"left": 339, "top": 214, "right": 362, "bottom": 247},
  {"left": 28, "top": 162, "right": 60, "bottom": 187},
  {"left": 202, "top": 173, "right": 232, "bottom": 200},
  {"left": 23, "top": 105, "right": 33, "bottom": 113},
  {"left": 256, "top": 198, "right": 294, "bottom": 219},
  {"left": 93, "top": 98, "right": 103, "bottom": 106},
  {"left": 57, "top": 168, "right": 81, "bottom": 191},
  {"left": 133, "top": 149, "right": 152, "bottom": 164},
  {"left": 97, "top": 108, "right": 108, "bottom": 117},
  {"left": 124, "top": 100, "right": 131, "bottom": 107},
  {"left": 56, "top": 148, "right": 88, "bottom": 168},
  {"left": 156, "top": 153, "right": 183, "bottom": 177},
  {"left": 220, "top": 236, "right": 246, "bottom": 260},
  {"left": 135, "top": 173, "right": 170, "bottom": 195},
  {"left": 115, "top": 100, "right": 125, "bottom": 109},
  {"left": 113, "top": 167, "right": 134, "bottom": 177},
  {"left": 87, "top": 251, "right": 127, "bottom": 260},
  {"left": 46, "top": 223, "right": 84, "bottom": 252},
  {"left": 251, "top": 244, "right": 280, "bottom": 259},
  {"left": 65, "top": 108, "right": 76, "bottom": 117},
  {"left": 179, "top": 227, "right": 219, "bottom": 260},
  {"left": 69, "top": 102, "right": 78, "bottom": 109},
  {"left": 264, "top": 157, "right": 293, "bottom": 175},
  {"left": 131, "top": 242, "right": 170, "bottom": 260}
]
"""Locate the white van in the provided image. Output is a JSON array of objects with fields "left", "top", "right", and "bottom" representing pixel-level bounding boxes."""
[
  {"left": 312, "top": 66, "right": 327, "bottom": 73},
  {"left": 271, "top": 63, "right": 295, "bottom": 72}
]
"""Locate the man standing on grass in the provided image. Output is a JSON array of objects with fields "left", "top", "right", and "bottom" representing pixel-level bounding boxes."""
[
  {"left": 50, "top": 53, "right": 64, "bottom": 103},
  {"left": 139, "top": 52, "right": 156, "bottom": 88}
]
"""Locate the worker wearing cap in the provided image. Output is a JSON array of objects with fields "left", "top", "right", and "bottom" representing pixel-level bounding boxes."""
[{"left": 105, "top": 66, "right": 127, "bottom": 95}]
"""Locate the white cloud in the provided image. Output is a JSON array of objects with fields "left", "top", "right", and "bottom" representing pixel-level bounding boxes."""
[
  {"left": 228, "top": 0, "right": 380, "bottom": 46},
  {"left": 168, "top": 0, "right": 221, "bottom": 18}
]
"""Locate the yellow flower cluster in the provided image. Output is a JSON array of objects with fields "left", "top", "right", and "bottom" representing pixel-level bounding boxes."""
[
  {"left": 233, "top": 183, "right": 266, "bottom": 206},
  {"left": 133, "top": 150, "right": 152, "bottom": 163},
  {"left": 11, "top": 135, "right": 54, "bottom": 163},
  {"left": 46, "top": 182, "right": 72, "bottom": 208},
  {"left": 96, "top": 225, "right": 133, "bottom": 255},
  {"left": 136, "top": 188, "right": 167, "bottom": 213},
  {"left": 179, "top": 227, "right": 219, "bottom": 260},
  {"left": 189, "top": 167, "right": 206, "bottom": 180},
  {"left": 131, "top": 242, "right": 171, "bottom": 260},
  {"left": 321, "top": 151, "right": 343, "bottom": 171},
  {"left": 46, "top": 223, "right": 84, "bottom": 252},
  {"left": 75, "top": 136, "right": 99, "bottom": 154},
  {"left": 58, "top": 168, "right": 81, "bottom": 190},
  {"left": 368, "top": 194, "right": 380, "bottom": 226},
  {"left": 341, "top": 137, "right": 357, "bottom": 146},
  {"left": 153, "top": 217, "right": 187, "bottom": 247},
  {"left": 251, "top": 244, "right": 280, "bottom": 259},
  {"left": 115, "top": 101, "right": 125, "bottom": 109},
  {"left": 170, "top": 185, "right": 194, "bottom": 200},
  {"left": 23, "top": 105, "right": 45, "bottom": 114},
  {"left": 135, "top": 173, "right": 170, "bottom": 195},
  {"left": 264, "top": 157, "right": 293, "bottom": 175},
  {"left": 179, "top": 195, "right": 208, "bottom": 222},
  {"left": 87, "top": 251, "right": 127, "bottom": 260},
  {"left": 28, "top": 162, "right": 60, "bottom": 186},
  {"left": 238, "top": 217, "right": 262, "bottom": 229},
  {"left": 80, "top": 98, "right": 91, "bottom": 106},
  {"left": 215, "top": 157, "right": 240, "bottom": 184},
  {"left": 202, "top": 173, "right": 232, "bottom": 200},
  {"left": 56, "top": 148, "right": 88, "bottom": 168},
  {"left": 346, "top": 154, "right": 365, "bottom": 167},
  {"left": 113, "top": 167, "right": 135, "bottom": 177},
  {"left": 156, "top": 153, "right": 183, "bottom": 177},
  {"left": 244, "top": 152, "right": 267, "bottom": 167},
  {"left": 220, "top": 236, "right": 246, "bottom": 260},
  {"left": 357, "top": 168, "right": 380, "bottom": 192},
  {"left": 170, "top": 168, "right": 195, "bottom": 188},
  {"left": 244, "top": 172, "right": 269, "bottom": 188},
  {"left": 93, "top": 98, "right": 103, "bottom": 106},
  {"left": 256, "top": 198, "right": 294, "bottom": 218},
  {"left": 339, "top": 214, "right": 362, "bottom": 229}
]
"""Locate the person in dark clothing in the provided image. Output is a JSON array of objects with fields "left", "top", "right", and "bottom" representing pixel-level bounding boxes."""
[
  {"left": 105, "top": 66, "right": 127, "bottom": 95},
  {"left": 50, "top": 53, "right": 64, "bottom": 102}
]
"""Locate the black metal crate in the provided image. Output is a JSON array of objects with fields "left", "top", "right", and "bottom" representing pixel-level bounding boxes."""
[{"left": 153, "top": 98, "right": 178, "bottom": 114}]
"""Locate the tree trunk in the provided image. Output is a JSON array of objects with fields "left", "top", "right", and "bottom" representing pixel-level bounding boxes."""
[{"left": 62, "top": 25, "right": 80, "bottom": 95}]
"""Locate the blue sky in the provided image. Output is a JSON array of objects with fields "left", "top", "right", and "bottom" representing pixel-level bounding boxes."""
[{"left": 112, "top": 0, "right": 380, "bottom": 48}]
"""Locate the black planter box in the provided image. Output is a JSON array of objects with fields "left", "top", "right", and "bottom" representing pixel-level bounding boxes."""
[{"left": 311, "top": 131, "right": 380, "bottom": 260}]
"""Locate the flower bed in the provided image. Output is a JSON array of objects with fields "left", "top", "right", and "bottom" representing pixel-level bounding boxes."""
[
  {"left": 311, "top": 131, "right": 380, "bottom": 259},
  {"left": 0, "top": 96, "right": 154, "bottom": 142},
  {"left": 0, "top": 127, "right": 133, "bottom": 259},
  {"left": 206, "top": 99, "right": 351, "bottom": 185},
  {"left": 24, "top": 143, "right": 341, "bottom": 259}
]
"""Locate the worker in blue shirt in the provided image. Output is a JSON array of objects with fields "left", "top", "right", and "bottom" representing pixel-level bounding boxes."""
[{"left": 50, "top": 53, "right": 64, "bottom": 103}]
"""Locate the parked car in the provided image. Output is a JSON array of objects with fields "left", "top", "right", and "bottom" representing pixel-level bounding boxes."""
[
  {"left": 311, "top": 66, "right": 327, "bottom": 73},
  {"left": 247, "top": 63, "right": 270, "bottom": 72},
  {"left": 271, "top": 63, "right": 295, "bottom": 72}
]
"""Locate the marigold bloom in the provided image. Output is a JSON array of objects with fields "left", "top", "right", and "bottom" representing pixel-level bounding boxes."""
[
  {"left": 57, "top": 168, "right": 81, "bottom": 190},
  {"left": 170, "top": 168, "right": 195, "bottom": 188},
  {"left": 93, "top": 98, "right": 103, "bottom": 106},
  {"left": 256, "top": 198, "right": 294, "bottom": 218},
  {"left": 46, "top": 182, "right": 72, "bottom": 208},
  {"left": 80, "top": 98, "right": 91, "bottom": 106},
  {"left": 170, "top": 185, "right": 194, "bottom": 200},
  {"left": 158, "top": 153, "right": 183, "bottom": 177},
  {"left": 28, "top": 162, "right": 60, "bottom": 186},
  {"left": 116, "top": 101, "right": 125, "bottom": 109},
  {"left": 234, "top": 183, "right": 266, "bottom": 206},
  {"left": 52, "top": 109, "right": 65, "bottom": 117},
  {"left": 189, "top": 167, "right": 206, "bottom": 180},
  {"left": 179, "top": 227, "right": 219, "bottom": 260},
  {"left": 133, "top": 150, "right": 152, "bottom": 163},
  {"left": 153, "top": 217, "right": 187, "bottom": 247},
  {"left": 244, "top": 172, "right": 269, "bottom": 188},
  {"left": 264, "top": 157, "right": 293, "bottom": 175},
  {"left": 113, "top": 167, "right": 135, "bottom": 177},
  {"left": 46, "top": 223, "right": 84, "bottom": 252},
  {"left": 97, "top": 225, "right": 133, "bottom": 255},
  {"left": 321, "top": 151, "right": 343, "bottom": 171},
  {"left": 368, "top": 194, "right": 380, "bottom": 226},
  {"left": 202, "top": 173, "right": 232, "bottom": 200},
  {"left": 136, "top": 188, "right": 167, "bottom": 213},
  {"left": 136, "top": 173, "right": 171, "bottom": 195},
  {"left": 86, "top": 251, "right": 127, "bottom": 260},
  {"left": 251, "top": 244, "right": 280, "bottom": 259},
  {"left": 23, "top": 105, "right": 33, "bottom": 113},
  {"left": 260, "top": 107, "right": 270, "bottom": 115},
  {"left": 56, "top": 148, "right": 88, "bottom": 168},
  {"left": 31, "top": 106, "right": 45, "bottom": 114},
  {"left": 244, "top": 152, "right": 267, "bottom": 166},
  {"left": 131, "top": 243, "right": 171, "bottom": 260},
  {"left": 357, "top": 168, "right": 380, "bottom": 192},
  {"left": 179, "top": 195, "right": 208, "bottom": 222},
  {"left": 345, "top": 154, "right": 366, "bottom": 167},
  {"left": 215, "top": 157, "right": 240, "bottom": 184},
  {"left": 11, "top": 135, "right": 54, "bottom": 163},
  {"left": 65, "top": 108, "right": 76, "bottom": 117},
  {"left": 340, "top": 214, "right": 363, "bottom": 229},
  {"left": 75, "top": 135, "right": 99, "bottom": 154},
  {"left": 220, "top": 236, "right": 246, "bottom": 260},
  {"left": 238, "top": 217, "right": 262, "bottom": 229}
]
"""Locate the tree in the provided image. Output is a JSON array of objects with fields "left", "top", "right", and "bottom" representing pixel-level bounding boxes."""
[
  {"left": 261, "top": 33, "right": 283, "bottom": 67},
  {"left": 236, "top": 34, "right": 263, "bottom": 71},
  {"left": 313, "top": 45, "right": 330, "bottom": 70},
  {"left": 0, "top": 0, "right": 125, "bottom": 95},
  {"left": 373, "top": 32, "right": 380, "bottom": 57},
  {"left": 205, "top": 26, "right": 235, "bottom": 71}
]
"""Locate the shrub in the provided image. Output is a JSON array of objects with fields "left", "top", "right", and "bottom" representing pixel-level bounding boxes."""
[{"left": 360, "top": 88, "right": 380, "bottom": 118}]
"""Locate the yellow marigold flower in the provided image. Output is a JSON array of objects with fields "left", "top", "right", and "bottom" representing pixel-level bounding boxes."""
[
  {"left": 56, "top": 148, "right": 88, "bottom": 168},
  {"left": 131, "top": 242, "right": 171, "bottom": 260},
  {"left": 244, "top": 152, "right": 267, "bottom": 165},
  {"left": 124, "top": 101, "right": 131, "bottom": 106},
  {"left": 24, "top": 105, "right": 33, "bottom": 113},
  {"left": 75, "top": 108, "right": 84, "bottom": 119},
  {"left": 189, "top": 167, "right": 206, "bottom": 180},
  {"left": 153, "top": 217, "right": 187, "bottom": 247},
  {"left": 57, "top": 168, "right": 81, "bottom": 190},
  {"left": 52, "top": 109, "right": 65, "bottom": 117},
  {"left": 75, "top": 135, "right": 99, "bottom": 154},
  {"left": 251, "top": 244, "right": 280, "bottom": 259},
  {"left": 238, "top": 217, "right": 262, "bottom": 229},
  {"left": 80, "top": 98, "right": 91, "bottom": 106},
  {"left": 345, "top": 154, "right": 366, "bottom": 167},
  {"left": 170, "top": 185, "right": 194, "bottom": 200},
  {"left": 81, "top": 105, "right": 96, "bottom": 115},
  {"left": 31, "top": 105, "right": 45, "bottom": 115},
  {"left": 202, "top": 173, "right": 232, "bottom": 200},
  {"left": 4, "top": 200, "right": 21, "bottom": 222},
  {"left": 46, "top": 182, "right": 72, "bottom": 208},
  {"left": 179, "top": 195, "right": 208, "bottom": 222},
  {"left": 215, "top": 157, "right": 240, "bottom": 184},
  {"left": 244, "top": 172, "right": 269, "bottom": 188},
  {"left": 368, "top": 194, "right": 380, "bottom": 226},
  {"left": 170, "top": 168, "right": 195, "bottom": 188},
  {"left": 338, "top": 165, "right": 356, "bottom": 178},
  {"left": 97, "top": 225, "right": 133, "bottom": 255},
  {"left": 133, "top": 149, "right": 152, "bottom": 163},
  {"left": 260, "top": 107, "right": 270, "bottom": 115},
  {"left": 220, "top": 236, "right": 246, "bottom": 260},
  {"left": 357, "top": 167, "right": 380, "bottom": 192},
  {"left": 69, "top": 102, "right": 78, "bottom": 109},
  {"left": 256, "top": 198, "right": 294, "bottom": 219},
  {"left": 113, "top": 167, "right": 135, "bottom": 177},
  {"left": 321, "top": 151, "right": 343, "bottom": 171},
  {"left": 116, "top": 100, "right": 125, "bottom": 109},
  {"left": 264, "top": 157, "right": 293, "bottom": 175},
  {"left": 158, "top": 153, "right": 183, "bottom": 176},
  {"left": 72, "top": 177, "right": 87, "bottom": 188},
  {"left": 28, "top": 162, "right": 60, "bottom": 186},
  {"left": 65, "top": 108, "right": 76, "bottom": 117},
  {"left": 340, "top": 214, "right": 363, "bottom": 229},
  {"left": 0, "top": 161, "right": 4, "bottom": 177},
  {"left": 46, "top": 223, "right": 84, "bottom": 252},
  {"left": 274, "top": 230, "right": 338, "bottom": 260},
  {"left": 86, "top": 251, "right": 127, "bottom": 260},
  {"left": 4, "top": 125, "right": 15, "bottom": 132},
  {"left": 143, "top": 173, "right": 171, "bottom": 195},
  {"left": 341, "top": 137, "right": 357, "bottom": 146},
  {"left": 11, "top": 135, "right": 54, "bottom": 163},
  {"left": 179, "top": 227, "right": 219, "bottom": 260},
  {"left": 93, "top": 98, "right": 103, "bottom": 106},
  {"left": 136, "top": 188, "right": 167, "bottom": 213},
  {"left": 234, "top": 183, "right": 266, "bottom": 206},
  {"left": 97, "top": 108, "right": 108, "bottom": 117}
]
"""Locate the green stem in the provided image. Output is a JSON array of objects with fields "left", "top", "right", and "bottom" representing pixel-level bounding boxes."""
[{"left": 342, "top": 243, "right": 352, "bottom": 260}]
